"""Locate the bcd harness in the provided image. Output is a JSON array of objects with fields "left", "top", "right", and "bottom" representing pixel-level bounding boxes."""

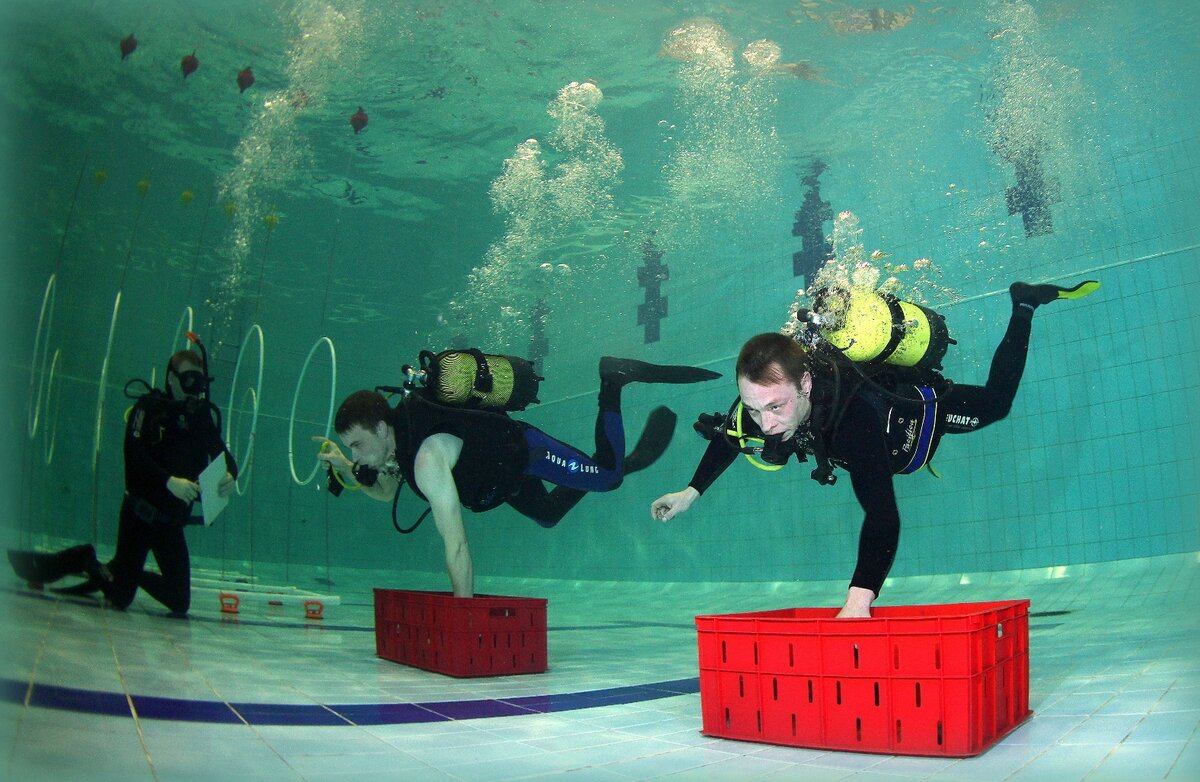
[
  {"left": 327, "top": 348, "right": 544, "bottom": 535},
  {"left": 695, "top": 354, "right": 947, "bottom": 486},
  {"left": 694, "top": 284, "right": 955, "bottom": 486}
]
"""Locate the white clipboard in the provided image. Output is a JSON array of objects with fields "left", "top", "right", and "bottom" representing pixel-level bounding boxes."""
[{"left": 199, "top": 457, "right": 229, "bottom": 527}]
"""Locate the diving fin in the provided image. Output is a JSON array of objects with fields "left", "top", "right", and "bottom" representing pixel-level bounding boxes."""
[
  {"left": 53, "top": 577, "right": 105, "bottom": 596},
  {"left": 624, "top": 406, "right": 678, "bottom": 474},
  {"left": 8, "top": 549, "right": 46, "bottom": 588},
  {"left": 600, "top": 356, "right": 721, "bottom": 387},
  {"left": 1010, "top": 280, "right": 1100, "bottom": 309},
  {"left": 8, "top": 544, "right": 97, "bottom": 587},
  {"left": 1057, "top": 280, "right": 1101, "bottom": 300},
  {"left": 53, "top": 557, "right": 113, "bottom": 597}
]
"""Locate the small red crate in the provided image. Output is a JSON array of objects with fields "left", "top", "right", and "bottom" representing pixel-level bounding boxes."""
[
  {"left": 695, "top": 600, "right": 1031, "bottom": 757},
  {"left": 374, "top": 589, "right": 548, "bottom": 677}
]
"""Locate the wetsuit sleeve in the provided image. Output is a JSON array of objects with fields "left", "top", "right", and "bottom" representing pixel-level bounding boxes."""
[
  {"left": 688, "top": 435, "right": 738, "bottom": 495},
  {"left": 834, "top": 397, "right": 900, "bottom": 596}
]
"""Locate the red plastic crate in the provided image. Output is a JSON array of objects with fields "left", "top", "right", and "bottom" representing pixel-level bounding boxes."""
[
  {"left": 374, "top": 589, "right": 548, "bottom": 677},
  {"left": 694, "top": 600, "right": 1031, "bottom": 757}
]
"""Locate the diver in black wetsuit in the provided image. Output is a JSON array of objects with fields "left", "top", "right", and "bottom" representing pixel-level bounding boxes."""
[
  {"left": 8, "top": 347, "right": 238, "bottom": 615},
  {"left": 650, "top": 281, "right": 1099, "bottom": 618},
  {"left": 315, "top": 356, "right": 720, "bottom": 597}
]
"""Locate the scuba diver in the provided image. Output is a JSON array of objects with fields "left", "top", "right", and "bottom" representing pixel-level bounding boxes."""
[
  {"left": 650, "top": 280, "right": 1100, "bottom": 618},
  {"left": 8, "top": 337, "right": 237, "bottom": 615},
  {"left": 315, "top": 351, "right": 721, "bottom": 597}
]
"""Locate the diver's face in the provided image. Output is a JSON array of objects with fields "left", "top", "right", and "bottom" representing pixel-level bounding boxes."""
[
  {"left": 168, "top": 361, "right": 204, "bottom": 400},
  {"left": 737, "top": 367, "right": 812, "bottom": 439},
  {"left": 339, "top": 421, "right": 394, "bottom": 469}
]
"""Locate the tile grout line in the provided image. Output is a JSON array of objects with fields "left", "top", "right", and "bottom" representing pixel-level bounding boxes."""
[
  {"left": 5, "top": 595, "right": 64, "bottom": 779},
  {"left": 1078, "top": 669, "right": 1166, "bottom": 782},
  {"left": 160, "top": 611, "right": 307, "bottom": 778},
  {"left": 1159, "top": 681, "right": 1198, "bottom": 781},
  {"left": 102, "top": 605, "right": 160, "bottom": 782}
]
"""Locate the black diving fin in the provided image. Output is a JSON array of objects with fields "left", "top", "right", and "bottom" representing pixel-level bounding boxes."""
[
  {"left": 600, "top": 357, "right": 721, "bottom": 387},
  {"left": 8, "top": 544, "right": 98, "bottom": 588},
  {"left": 53, "top": 577, "right": 106, "bottom": 596},
  {"left": 1010, "top": 280, "right": 1100, "bottom": 309},
  {"left": 624, "top": 406, "right": 678, "bottom": 474}
]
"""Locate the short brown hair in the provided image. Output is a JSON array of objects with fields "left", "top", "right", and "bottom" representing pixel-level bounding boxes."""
[
  {"left": 736, "top": 333, "right": 810, "bottom": 387},
  {"left": 169, "top": 350, "right": 203, "bottom": 372},
  {"left": 334, "top": 390, "right": 392, "bottom": 434}
]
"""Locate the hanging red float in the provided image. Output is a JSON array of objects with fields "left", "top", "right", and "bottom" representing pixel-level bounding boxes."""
[
  {"left": 237, "top": 67, "right": 255, "bottom": 93},
  {"left": 181, "top": 52, "right": 199, "bottom": 79}
]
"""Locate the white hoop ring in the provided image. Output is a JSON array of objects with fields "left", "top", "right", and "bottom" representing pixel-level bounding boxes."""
[
  {"left": 231, "top": 386, "right": 258, "bottom": 496},
  {"left": 172, "top": 305, "right": 194, "bottom": 352},
  {"left": 93, "top": 291, "right": 122, "bottom": 464},
  {"left": 43, "top": 347, "right": 62, "bottom": 466},
  {"left": 288, "top": 336, "right": 337, "bottom": 486},
  {"left": 227, "top": 324, "right": 265, "bottom": 495},
  {"left": 28, "top": 274, "right": 57, "bottom": 438}
]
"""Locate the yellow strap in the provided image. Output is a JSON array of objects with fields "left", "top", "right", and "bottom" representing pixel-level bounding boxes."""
[
  {"left": 330, "top": 468, "right": 362, "bottom": 491},
  {"left": 731, "top": 401, "right": 785, "bottom": 472},
  {"left": 320, "top": 442, "right": 362, "bottom": 490}
]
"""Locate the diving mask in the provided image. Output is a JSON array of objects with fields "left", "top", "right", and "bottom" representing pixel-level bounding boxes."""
[{"left": 174, "top": 369, "right": 208, "bottom": 397}]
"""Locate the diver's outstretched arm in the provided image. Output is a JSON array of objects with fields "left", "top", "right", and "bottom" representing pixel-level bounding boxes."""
[
  {"left": 651, "top": 486, "right": 699, "bottom": 521},
  {"left": 414, "top": 434, "right": 473, "bottom": 598}
]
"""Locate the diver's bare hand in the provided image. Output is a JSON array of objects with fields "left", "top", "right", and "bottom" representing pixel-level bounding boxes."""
[
  {"left": 650, "top": 487, "right": 699, "bottom": 521},
  {"left": 167, "top": 476, "right": 200, "bottom": 502},
  {"left": 835, "top": 587, "right": 875, "bottom": 619},
  {"left": 312, "top": 436, "right": 349, "bottom": 466},
  {"left": 217, "top": 472, "right": 236, "bottom": 498}
]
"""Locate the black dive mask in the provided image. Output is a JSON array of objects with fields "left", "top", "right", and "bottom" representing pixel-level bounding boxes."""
[{"left": 175, "top": 370, "right": 208, "bottom": 397}]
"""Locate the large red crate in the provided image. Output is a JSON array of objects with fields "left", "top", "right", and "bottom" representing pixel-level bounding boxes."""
[
  {"left": 695, "top": 600, "right": 1031, "bottom": 757},
  {"left": 374, "top": 589, "right": 548, "bottom": 677}
]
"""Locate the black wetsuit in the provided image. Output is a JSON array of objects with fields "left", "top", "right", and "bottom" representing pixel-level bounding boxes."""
[
  {"left": 387, "top": 384, "right": 629, "bottom": 528},
  {"left": 688, "top": 306, "right": 1036, "bottom": 596},
  {"left": 107, "top": 393, "right": 236, "bottom": 613}
]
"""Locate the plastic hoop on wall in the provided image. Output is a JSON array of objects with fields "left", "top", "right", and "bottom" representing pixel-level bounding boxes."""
[
  {"left": 93, "top": 291, "right": 122, "bottom": 463},
  {"left": 171, "top": 305, "right": 195, "bottom": 353},
  {"left": 28, "top": 274, "right": 57, "bottom": 439},
  {"left": 173, "top": 306, "right": 194, "bottom": 349},
  {"left": 229, "top": 386, "right": 258, "bottom": 495},
  {"left": 288, "top": 336, "right": 337, "bottom": 486},
  {"left": 227, "top": 323, "right": 264, "bottom": 496},
  {"left": 43, "top": 348, "right": 62, "bottom": 466}
]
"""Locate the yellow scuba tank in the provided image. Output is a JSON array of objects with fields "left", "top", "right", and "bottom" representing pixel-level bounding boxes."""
[
  {"left": 417, "top": 349, "right": 543, "bottom": 411},
  {"left": 810, "top": 286, "right": 955, "bottom": 370}
]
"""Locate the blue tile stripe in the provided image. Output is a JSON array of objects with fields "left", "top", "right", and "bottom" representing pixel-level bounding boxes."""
[
  {"left": 11, "top": 588, "right": 695, "bottom": 633},
  {"left": 0, "top": 676, "right": 700, "bottom": 726}
]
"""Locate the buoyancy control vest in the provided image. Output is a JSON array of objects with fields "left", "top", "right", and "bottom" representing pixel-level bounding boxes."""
[
  {"left": 694, "top": 287, "right": 954, "bottom": 485},
  {"left": 352, "top": 346, "right": 543, "bottom": 533}
]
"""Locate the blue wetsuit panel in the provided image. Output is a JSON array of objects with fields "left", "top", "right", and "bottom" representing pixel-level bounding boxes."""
[{"left": 522, "top": 411, "right": 624, "bottom": 492}]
